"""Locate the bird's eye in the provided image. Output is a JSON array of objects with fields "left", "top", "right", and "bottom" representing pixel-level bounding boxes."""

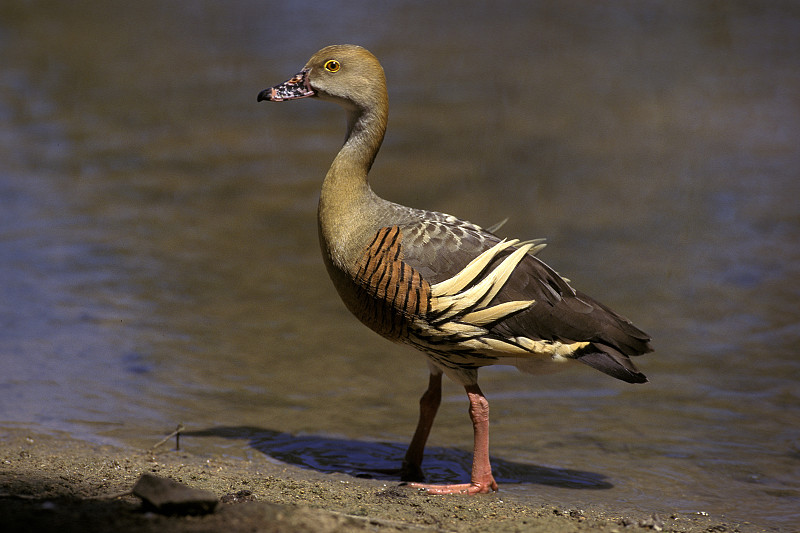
[{"left": 324, "top": 59, "right": 341, "bottom": 73}]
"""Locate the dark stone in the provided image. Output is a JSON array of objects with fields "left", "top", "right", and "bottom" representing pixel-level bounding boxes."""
[{"left": 132, "top": 473, "right": 218, "bottom": 515}]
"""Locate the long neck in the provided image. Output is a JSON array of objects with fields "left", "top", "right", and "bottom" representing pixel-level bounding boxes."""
[
  {"left": 325, "top": 104, "right": 386, "bottom": 199},
  {"left": 318, "top": 101, "right": 388, "bottom": 268}
]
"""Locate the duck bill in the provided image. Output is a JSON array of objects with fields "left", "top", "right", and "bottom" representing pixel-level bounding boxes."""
[{"left": 257, "top": 69, "right": 315, "bottom": 102}]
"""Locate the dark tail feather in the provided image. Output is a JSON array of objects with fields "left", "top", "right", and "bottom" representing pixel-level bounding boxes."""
[{"left": 577, "top": 345, "right": 648, "bottom": 384}]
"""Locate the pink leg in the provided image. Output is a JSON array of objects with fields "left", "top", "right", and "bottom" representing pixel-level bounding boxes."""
[
  {"left": 409, "top": 383, "right": 498, "bottom": 495},
  {"left": 401, "top": 372, "right": 442, "bottom": 482}
]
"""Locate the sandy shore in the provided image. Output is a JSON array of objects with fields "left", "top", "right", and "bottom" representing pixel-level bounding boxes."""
[{"left": 0, "top": 429, "right": 759, "bottom": 532}]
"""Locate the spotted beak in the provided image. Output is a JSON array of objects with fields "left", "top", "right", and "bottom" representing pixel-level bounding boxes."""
[{"left": 257, "top": 69, "right": 315, "bottom": 102}]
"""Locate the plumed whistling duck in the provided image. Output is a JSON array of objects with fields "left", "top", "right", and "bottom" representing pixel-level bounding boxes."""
[{"left": 258, "top": 45, "right": 652, "bottom": 494}]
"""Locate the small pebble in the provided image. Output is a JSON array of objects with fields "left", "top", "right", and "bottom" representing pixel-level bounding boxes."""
[{"left": 220, "top": 489, "right": 256, "bottom": 504}]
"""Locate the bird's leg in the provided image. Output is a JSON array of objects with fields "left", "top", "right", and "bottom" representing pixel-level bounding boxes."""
[
  {"left": 408, "top": 383, "right": 498, "bottom": 495},
  {"left": 401, "top": 371, "right": 442, "bottom": 482}
]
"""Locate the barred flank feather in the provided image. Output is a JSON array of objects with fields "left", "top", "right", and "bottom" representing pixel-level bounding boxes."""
[{"left": 353, "top": 225, "right": 431, "bottom": 339}]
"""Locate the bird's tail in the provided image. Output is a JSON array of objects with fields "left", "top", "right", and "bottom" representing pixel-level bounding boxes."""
[{"left": 576, "top": 344, "right": 649, "bottom": 384}]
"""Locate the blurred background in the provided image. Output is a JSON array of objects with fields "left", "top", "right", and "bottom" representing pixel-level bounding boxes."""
[{"left": 1, "top": 0, "right": 798, "bottom": 528}]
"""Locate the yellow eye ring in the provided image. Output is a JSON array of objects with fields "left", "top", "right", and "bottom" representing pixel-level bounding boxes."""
[{"left": 324, "top": 59, "right": 341, "bottom": 73}]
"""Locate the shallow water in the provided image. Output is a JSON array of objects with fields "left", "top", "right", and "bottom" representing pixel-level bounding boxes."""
[{"left": 1, "top": 0, "right": 799, "bottom": 529}]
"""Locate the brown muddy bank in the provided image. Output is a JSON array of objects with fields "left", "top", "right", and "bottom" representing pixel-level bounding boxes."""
[{"left": 0, "top": 430, "right": 759, "bottom": 533}]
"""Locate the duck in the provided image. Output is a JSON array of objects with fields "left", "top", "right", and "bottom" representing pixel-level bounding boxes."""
[{"left": 257, "top": 44, "right": 652, "bottom": 495}]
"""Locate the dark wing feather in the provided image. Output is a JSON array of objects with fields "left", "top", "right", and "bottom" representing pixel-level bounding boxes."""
[
  {"left": 394, "top": 210, "right": 652, "bottom": 383},
  {"left": 487, "top": 253, "right": 652, "bottom": 383}
]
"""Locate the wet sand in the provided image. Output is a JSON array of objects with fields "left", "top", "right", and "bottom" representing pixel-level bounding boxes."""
[{"left": 0, "top": 429, "right": 761, "bottom": 533}]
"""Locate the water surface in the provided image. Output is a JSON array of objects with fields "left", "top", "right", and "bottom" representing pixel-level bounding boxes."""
[{"left": 1, "top": 1, "right": 798, "bottom": 529}]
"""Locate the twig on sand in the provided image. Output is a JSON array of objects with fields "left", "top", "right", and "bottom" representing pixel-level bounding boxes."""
[{"left": 149, "top": 423, "right": 185, "bottom": 453}]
